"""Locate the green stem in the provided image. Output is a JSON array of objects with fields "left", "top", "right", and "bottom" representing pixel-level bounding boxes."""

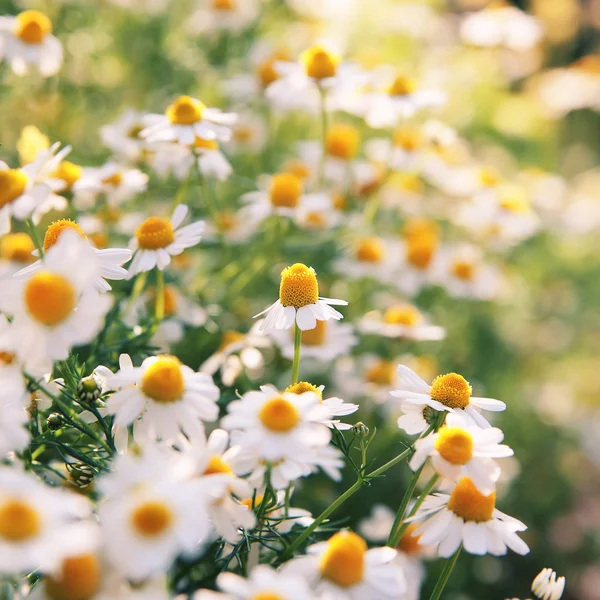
[
  {"left": 387, "top": 463, "right": 425, "bottom": 547},
  {"left": 155, "top": 269, "right": 165, "bottom": 321},
  {"left": 367, "top": 445, "right": 414, "bottom": 479},
  {"left": 394, "top": 473, "right": 440, "bottom": 542},
  {"left": 429, "top": 547, "right": 462, "bottom": 600},
  {"left": 291, "top": 323, "right": 302, "bottom": 384},
  {"left": 27, "top": 218, "right": 44, "bottom": 258},
  {"left": 124, "top": 271, "right": 148, "bottom": 318},
  {"left": 318, "top": 86, "right": 328, "bottom": 189}
]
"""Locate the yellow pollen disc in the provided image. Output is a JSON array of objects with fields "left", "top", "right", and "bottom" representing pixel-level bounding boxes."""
[
  {"left": 252, "top": 594, "right": 284, "bottom": 600},
  {"left": 52, "top": 161, "right": 82, "bottom": 189},
  {"left": 405, "top": 238, "right": 436, "bottom": 270},
  {"left": 332, "top": 192, "right": 347, "bottom": 210},
  {"left": 212, "top": 0, "right": 236, "bottom": 10},
  {"left": 397, "top": 523, "right": 423, "bottom": 556},
  {"left": 194, "top": 136, "right": 219, "bottom": 151},
  {"left": 435, "top": 427, "right": 474, "bottom": 465},
  {"left": 451, "top": 260, "right": 476, "bottom": 281},
  {"left": 257, "top": 49, "right": 292, "bottom": 87},
  {"left": 269, "top": 173, "right": 303, "bottom": 208},
  {"left": 299, "top": 320, "right": 327, "bottom": 346},
  {"left": 355, "top": 237, "right": 385, "bottom": 263},
  {"left": 383, "top": 304, "right": 420, "bottom": 326},
  {"left": 233, "top": 125, "right": 253, "bottom": 143},
  {"left": 98, "top": 205, "right": 122, "bottom": 225},
  {"left": 0, "top": 233, "right": 35, "bottom": 263},
  {"left": 395, "top": 173, "right": 423, "bottom": 195},
  {"left": 365, "top": 360, "right": 396, "bottom": 386},
  {"left": 241, "top": 494, "right": 264, "bottom": 510},
  {"left": 0, "top": 169, "right": 27, "bottom": 208},
  {"left": 101, "top": 171, "right": 122, "bottom": 186},
  {"left": 89, "top": 232, "right": 108, "bottom": 249},
  {"left": 259, "top": 397, "right": 300, "bottom": 432},
  {"left": 319, "top": 531, "right": 366, "bottom": 588},
  {"left": 305, "top": 211, "right": 327, "bottom": 229},
  {"left": 499, "top": 188, "right": 530, "bottom": 213},
  {"left": 387, "top": 75, "right": 417, "bottom": 97},
  {"left": 326, "top": 124, "right": 360, "bottom": 160},
  {"left": 393, "top": 127, "right": 423, "bottom": 151},
  {"left": 447, "top": 477, "right": 495, "bottom": 522},
  {"left": 141, "top": 355, "right": 185, "bottom": 404},
  {"left": 430, "top": 372, "right": 472, "bottom": 409},
  {"left": 285, "top": 381, "right": 322, "bottom": 400},
  {"left": 216, "top": 211, "right": 237, "bottom": 231},
  {"left": 14, "top": 10, "right": 52, "bottom": 44},
  {"left": 284, "top": 159, "right": 311, "bottom": 180},
  {"left": 43, "top": 219, "right": 87, "bottom": 252},
  {"left": 166, "top": 96, "right": 205, "bottom": 125},
  {"left": 301, "top": 46, "right": 339, "bottom": 80},
  {"left": 135, "top": 216, "right": 175, "bottom": 250},
  {"left": 25, "top": 272, "right": 76, "bottom": 326},
  {"left": 0, "top": 351, "right": 16, "bottom": 365},
  {"left": 0, "top": 499, "right": 41, "bottom": 541},
  {"left": 204, "top": 455, "right": 234, "bottom": 475},
  {"left": 403, "top": 218, "right": 440, "bottom": 242},
  {"left": 478, "top": 166, "right": 501, "bottom": 188},
  {"left": 279, "top": 263, "right": 319, "bottom": 308},
  {"left": 218, "top": 330, "right": 245, "bottom": 351},
  {"left": 131, "top": 501, "right": 174, "bottom": 537},
  {"left": 44, "top": 553, "right": 102, "bottom": 600}
]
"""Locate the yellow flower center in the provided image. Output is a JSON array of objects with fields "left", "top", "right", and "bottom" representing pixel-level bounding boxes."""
[
  {"left": 355, "top": 237, "right": 385, "bottom": 263},
  {"left": 387, "top": 75, "right": 417, "bottom": 97},
  {"left": 299, "top": 319, "right": 327, "bottom": 346},
  {"left": 478, "top": 166, "right": 501, "bottom": 188},
  {"left": 45, "top": 554, "right": 102, "bottom": 600},
  {"left": 151, "top": 285, "right": 178, "bottom": 317},
  {"left": 397, "top": 523, "right": 423, "bottom": 556},
  {"left": 135, "top": 216, "right": 175, "bottom": 250},
  {"left": 252, "top": 594, "right": 284, "bottom": 600},
  {"left": 131, "top": 501, "right": 174, "bottom": 537},
  {"left": 305, "top": 211, "right": 327, "bottom": 229},
  {"left": 301, "top": 46, "right": 339, "bottom": 80},
  {"left": 101, "top": 171, "right": 123, "bottom": 186},
  {"left": 405, "top": 237, "right": 436, "bottom": 270},
  {"left": 52, "top": 161, "right": 82, "bottom": 190},
  {"left": 216, "top": 211, "right": 237, "bottom": 232},
  {"left": 218, "top": 330, "right": 245, "bottom": 352},
  {"left": 195, "top": 136, "right": 219, "bottom": 150},
  {"left": 451, "top": 260, "right": 476, "bottom": 281},
  {"left": 43, "top": 219, "right": 87, "bottom": 252},
  {"left": 0, "top": 351, "right": 16, "bottom": 365},
  {"left": 98, "top": 205, "right": 122, "bottom": 225},
  {"left": 447, "top": 477, "right": 495, "bottom": 522},
  {"left": 394, "top": 172, "right": 424, "bottom": 195},
  {"left": 435, "top": 427, "right": 474, "bottom": 465},
  {"left": 498, "top": 188, "right": 530, "bottom": 213},
  {"left": 393, "top": 127, "right": 423, "bottom": 151},
  {"left": 284, "top": 159, "right": 311, "bottom": 180},
  {"left": 326, "top": 124, "right": 360, "bottom": 160},
  {"left": 212, "top": 0, "right": 237, "bottom": 10},
  {"left": 0, "top": 233, "right": 35, "bottom": 263},
  {"left": 14, "top": 10, "right": 52, "bottom": 44},
  {"left": 141, "top": 355, "right": 185, "bottom": 403},
  {"left": 319, "top": 531, "right": 366, "bottom": 588},
  {"left": 383, "top": 304, "right": 420, "bottom": 326},
  {"left": 430, "top": 373, "right": 472, "bottom": 409},
  {"left": 0, "top": 169, "right": 27, "bottom": 208},
  {"left": 25, "top": 272, "right": 76, "bottom": 326},
  {"left": 204, "top": 455, "right": 234, "bottom": 475},
  {"left": 259, "top": 397, "right": 300, "bottom": 432},
  {"left": 241, "top": 494, "right": 264, "bottom": 510},
  {"left": 332, "top": 192, "right": 347, "bottom": 211},
  {"left": 166, "top": 96, "right": 206, "bottom": 125},
  {"left": 403, "top": 218, "right": 439, "bottom": 242},
  {"left": 279, "top": 263, "right": 319, "bottom": 308},
  {"left": 89, "top": 232, "right": 107, "bottom": 249},
  {"left": 365, "top": 360, "right": 396, "bottom": 386},
  {"left": 269, "top": 173, "right": 303, "bottom": 208},
  {"left": 285, "top": 381, "right": 322, "bottom": 400},
  {"left": 0, "top": 499, "right": 41, "bottom": 541}
]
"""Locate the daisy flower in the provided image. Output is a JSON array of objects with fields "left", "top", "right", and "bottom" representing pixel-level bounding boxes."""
[
  {"left": 105, "top": 353, "right": 220, "bottom": 442},
  {"left": 15, "top": 219, "right": 132, "bottom": 293},
  {"left": 100, "top": 109, "right": 149, "bottom": 163},
  {"left": 531, "top": 568, "right": 566, "bottom": 600},
  {"left": 0, "top": 10, "right": 63, "bottom": 77},
  {"left": 0, "top": 466, "right": 92, "bottom": 575},
  {"left": 268, "top": 319, "right": 357, "bottom": 362},
  {"left": 141, "top": 95, "right": 237, "bottom": 146},
  {"left": 406, "top": 476, "right": 529, "bottom": 557},
  {"left": 200, "top": 323, "right": 271, "bottom": 386},
  {"left": 188, "top": 0, "right": 259, "bottom": 35},
  {"left": 0, "top": 232, "right": 36, "bottom": 278},
  {"left": 98, "top": 443, "right": 210, "bottom": 579},
  {"left": 0, "top": 143, "right": 70, "bottom": 235},
  {"left": 128, "top": 204, "right": 205, "bottom": 276},
  {"left": 410, "top": 413, "right": 514, "bottom": 495},
  {"left": 254, "top": 263, "right": 347, "bottom": 332},
  {"left": 394, "top": 233, "right": 440, "bottom": 297},
  {"left": 204, "top": 209, "right": 261, "bottom": 244},
  {"left": 0, "top": 231, "right": 112, "bottom": 371},
  {"left": 283, "top": 530, "right": 406, "bottom": 600},
  {"left": 359, "top": 303, "right": 446, "bottom": 342},
  {"left": 227, "top": 111, "right": 267, "bottom": 153},
  {"left": 365, "top": 126, "right": 426, "bottom": 173},
  {"left": 334, "top": 236, "right": 397, "bottom": 284},
  {"left": 392, "top": 365, "right": 506, "bottom": 433},
  {"left": 214, "top": 565, "right": 315, "bottom": 600}
]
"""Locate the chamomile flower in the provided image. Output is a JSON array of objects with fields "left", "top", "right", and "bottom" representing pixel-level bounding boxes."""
[
  {"left": 283, "top": 530, "right": 406, "bottom": 600},
  {"left": 189, "top": 0, "right": 259, "bottom": 35},
  {"left": 101, "top": 109, "right": 149, "bottom": 163},
  {"left": 531, "top": 568, "right": 566, "bottom": 600},
  {"left": 98, "top": 443, "right": 210, "bottom": 579},
  {"left": 227, "top": 111, "right": 267, "bottom": 153},
  {"left": 0, "top": 231, "right": 111, "bottom": 370},
  {"left": 255, "top": 263, "right": 347, "bottom": 332},
  {"left": 141, "top": 95, "right": 237, "bottom": 145},
  {"left": 204, "top": 209, "right": 261, "bottom": 244},
  {"left": 334, "top": 237, "right": 397, "bottom": 284},
  {"left": 394, "top": 234, "right": 440, "bottom": 297},
  {"left": 392, "top": 365, "right": 506, "bottom": 433},
  {"left": 193, "top": 137, "right": 233, "bottom": 181},
  {"left": 0, "top": 466, "right": 92, "bottom": 574},
  {"left": 128, "top": 204, "right": 205, "bottom": 276},
  {"left": 410, "top": 413, "right": 513, "bottom": 495},
  {"left": 105, "top": 354, "right": 220, "bottom": 442},
  {"left": 365, "top": 126, "right": 427, "bottom": 173},
  {"left": 15, "top": 219, "right": 132, "bottom": 293},
  {"left": 0, "top": 10, "right": 63, "bottom": 77},
  {"left": 0, "top": 232, "right": 36, "bottom": 278},
  {"left": 359, "top": 302, "right": 446, "bottom": 342},
  {"left": 268, "top": 319, "right": 357, "bottom": 362},
  {"left": 407, "top": 476, "right": 529, "bottom": 557}
]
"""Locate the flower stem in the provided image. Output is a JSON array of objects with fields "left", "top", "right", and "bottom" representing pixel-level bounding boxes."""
[
  {"left": 318, "top": 86, "right": 328, "bottom": 189},
  {"left": 429, "top": 546, "right": 462, "bottom": 600},
  {"left": 155, "top": 269, "right": 165, "bottom": 321},
  {"left": 27, "top": 218, "right": 44, "bottom": 258},
  {"left": 291, "top": 323, "right": 301, "bottom": 384},
  {"left": 387, "top": 463, "right": 425, "bottom": 547},
  {"left": 394, "top": 473, "right": 440, "bottom": 542}
]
